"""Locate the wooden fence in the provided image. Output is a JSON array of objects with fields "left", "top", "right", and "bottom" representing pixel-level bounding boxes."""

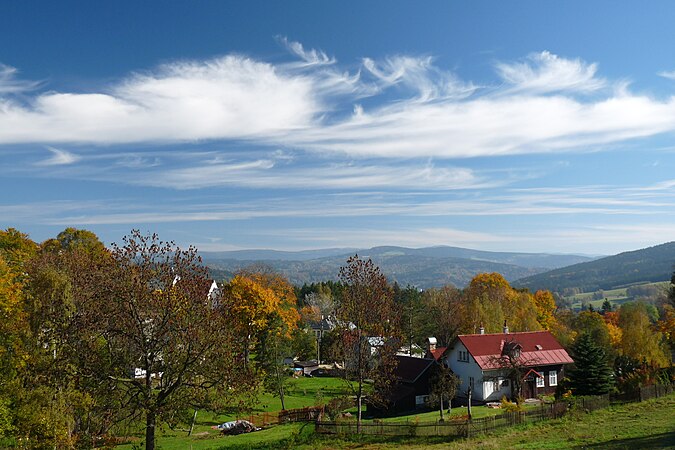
[
  {"left": 243, "top": 405, "right": 324, "bottom": 427},
  {"left": 316, "top": 383, "right": 673, "bottom": 438}
]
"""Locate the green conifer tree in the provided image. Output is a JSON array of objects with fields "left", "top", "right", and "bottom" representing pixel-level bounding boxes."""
[{"left": 568, "top": 333, "right": 614, "bottom": 395}]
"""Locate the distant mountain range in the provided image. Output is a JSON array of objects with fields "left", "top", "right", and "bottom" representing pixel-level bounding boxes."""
[
  {"left": 513, "top": 242, "right": 675, "bottom": 294},
  {"left": 201, "top": 245, "right": 597, "bottom": 289}
]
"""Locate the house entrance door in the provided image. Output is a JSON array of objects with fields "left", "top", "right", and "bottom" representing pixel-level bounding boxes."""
[{"left": 523, "top": 379, "right": 536, "bottom": 399}]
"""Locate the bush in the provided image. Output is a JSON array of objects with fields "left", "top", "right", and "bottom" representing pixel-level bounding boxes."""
[
  {"left": 500, "top": 395, "right": 523, "bottom": 412},
  {"left": 324, "top": 396, "right": 354, "bottom": 420}
]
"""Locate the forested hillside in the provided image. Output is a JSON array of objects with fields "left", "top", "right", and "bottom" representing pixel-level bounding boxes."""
[
  {"left": 514, "top": 242, "right": 675, "bottom": 294},
  {"left": 202, "top": 245, "right": 595, "bottom": 288}
]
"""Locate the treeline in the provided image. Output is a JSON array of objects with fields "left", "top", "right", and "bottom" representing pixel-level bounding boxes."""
[
  {"left": 1, "top": 227, "right": 674, "bottom": 448},
  {"left": 0, "top": 228, "right": 319, "bottom": 450}
]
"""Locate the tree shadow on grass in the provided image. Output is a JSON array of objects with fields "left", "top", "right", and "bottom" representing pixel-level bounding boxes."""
[{"left": 575, "top": 431, "right": 675, "bottom": 449}]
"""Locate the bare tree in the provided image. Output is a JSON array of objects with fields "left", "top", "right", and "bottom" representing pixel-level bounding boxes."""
[
  {"left": 484, "top": 338, "right": 538, "bottom": 402},
  {"left": 335, "top": 255, "right": 400, "bottom": 430}
]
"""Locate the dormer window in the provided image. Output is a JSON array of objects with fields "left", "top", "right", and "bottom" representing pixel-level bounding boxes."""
[
  {"left": 535, "top": 344, "right": 543, "bottom": 350},
  {"left": 502, "top": 340, "right": 522, "bottom": 359}
]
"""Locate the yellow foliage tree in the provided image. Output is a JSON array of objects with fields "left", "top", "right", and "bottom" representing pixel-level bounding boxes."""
[
  {"left": 619, "top": 302, "right": 671, "bottom": 367},
  {"left": 533, "top": 290, "right": 557, "bottom": 330},
  {"left": 461, "top": 273, "right": 541, "bottom": 334},
  {"left": 222, "top": 272, "right": 299, "bottom": 364}
]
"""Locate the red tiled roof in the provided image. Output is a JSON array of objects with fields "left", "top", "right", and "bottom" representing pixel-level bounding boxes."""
[{"left": 457, "top": 331, "right": 573, "bottom": 370}]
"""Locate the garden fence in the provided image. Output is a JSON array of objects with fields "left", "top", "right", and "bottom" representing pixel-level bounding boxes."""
[
  {"left": 316, "top": 383, "right": 673, "bottom": 438},
  {"left": 243, "top": 405, "right": 324, "bottom": 427}
]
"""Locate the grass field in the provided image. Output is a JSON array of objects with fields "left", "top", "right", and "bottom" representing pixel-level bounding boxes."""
[
  {"left": 299, "top": 393, "right": 675, "bottom": 450},
  {"left": 565, "top": 281, "right": 668, "bottom": 311},
  {"left": 116, "top": 391, "right": 675, "bottom": 449},
  {"left": 114, "top": 376, "right": 352, "bottom": 449}
]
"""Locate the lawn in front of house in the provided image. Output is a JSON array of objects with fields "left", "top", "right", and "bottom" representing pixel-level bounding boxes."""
[{"left": 114, "top": 376, "right": 352, "bottom": 449}]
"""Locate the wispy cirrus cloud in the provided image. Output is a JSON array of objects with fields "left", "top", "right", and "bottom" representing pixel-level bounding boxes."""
[
  {"left": 35, "top": 146, "right": 80, "bottom": 166},
  {"left": 3, "top": 43, "right": 675, "bottom": 163},
  {"left": 0, "top": 64, "right": 41, "bottom": 94},
  {"left": 495, "top": 51, "right": 606, "bottom": 94}
]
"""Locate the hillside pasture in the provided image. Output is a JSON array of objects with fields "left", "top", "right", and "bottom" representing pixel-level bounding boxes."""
[{"left": 564, "top": 281, "right": 668, "bottom": 311}]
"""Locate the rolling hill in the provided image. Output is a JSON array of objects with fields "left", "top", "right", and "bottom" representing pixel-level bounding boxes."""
[
  {"left": 513, "top": 242, "right": 675, "bottom": 294},
  {"left": 201, "top": 245, "right": 596, "bottom": 288}
]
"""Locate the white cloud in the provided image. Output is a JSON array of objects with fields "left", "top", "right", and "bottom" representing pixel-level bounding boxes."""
[
  {"left": 36, "top": 146, "right": 80, "bottom": 166},
  {"left": 278, "top": 37, "right": 336, "bottom": 66},
  {"left": 362, "top": 55, "right": 476, "bottom": 101},
  {"left": 0, "top": 56, "right": 319, "bottom": 144},
  {"left": 136, "top": 159, "right": 484, "bottom": 190},
  {"left": 658, "top": 70, "right": 675, "bottom": 80},
  {"left": 0, "top": 64, "right": 40, "bottom": 94},
  {"left": 2, "top": 47, "right": 675, "bottom": 163},
  {"left": 496, "top": 51, "right": 605, "bottom": 94}
]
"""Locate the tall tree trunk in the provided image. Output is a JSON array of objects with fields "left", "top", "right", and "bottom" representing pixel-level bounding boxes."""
[
  {"left": 439, "top": 397, "right": 445, "bottom": 421},
  {"left": 145, "top": 409, "right": 156, "bottom": 450},
  {"left": 275, "top": 341, "right": 286, "bottom": 410},
  {"left": 357, "top": 382, "right": 363, "bottom": 433}
]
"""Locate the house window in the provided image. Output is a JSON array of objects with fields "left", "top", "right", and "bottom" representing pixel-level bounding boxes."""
[
  {"left": 502, "top": 379, "right": 509, "bottom": 387},
  {"left": 469, "top": 377, "right": 475, "bottom": 389},
  {"left": 457, "top": 350, "right": 469, "bottom": 362},
  {"left": 493, "top": 379, "right": 500, "bottom": 392},
  {"left": 536, "top": 374, "right": 545, "bottom": 388},
  {"left": 549, "top": 370, "right": 558, "bottom": 386}
]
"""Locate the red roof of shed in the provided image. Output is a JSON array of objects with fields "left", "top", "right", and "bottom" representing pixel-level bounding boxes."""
[
  {"left": 426, "top": 347, "right": 448, "bottom": 361},
  {"left": 456, "top": 331, "right": 573, "bottom": 370}
]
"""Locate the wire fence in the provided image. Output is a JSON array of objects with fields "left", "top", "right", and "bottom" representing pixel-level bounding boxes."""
[{"left": 316, "top": 383, "right": 674, "bottom": 438}]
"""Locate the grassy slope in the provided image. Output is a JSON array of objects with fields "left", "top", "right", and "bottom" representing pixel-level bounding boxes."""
[
  {"left": 562, "top": 281, "right": 668, "bottom": 311},
  {"left": 300, "top": 394, "right": 675, "bottom": 450},
  {"left": 114, "top": 377, "right": 351, "bottom": 449}
]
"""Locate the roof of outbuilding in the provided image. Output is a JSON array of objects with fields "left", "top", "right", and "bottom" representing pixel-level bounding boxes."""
[
  {"left": 455, "top": 331, "right": 573, "bottom": 370},
  {"left": 426, "top": 347, "right": 448, "bottom": 361},
  {"left": 394, "top": 355, "right": 436, "bottom": 384}
]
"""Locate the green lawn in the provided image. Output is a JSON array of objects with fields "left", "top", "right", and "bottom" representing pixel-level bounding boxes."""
[
  {"left": 115, "top": 386, "right": 675, "bottom": 450},
  {"left": 300, "top": 393, "right": 675, "bottom": 450},
  {"left": 114, "top": 376, "right": 352, "bottom": 449},
  {"left": 376, "top": 402, "right": 539, "bottom": 423}
]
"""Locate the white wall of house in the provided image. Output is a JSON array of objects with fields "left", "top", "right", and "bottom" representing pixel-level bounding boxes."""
[
  {"left": 481, "top": 369, "right": 512, "bottom": 402},
  {"left": 443, "top": 342, "right": 485, "bottom": 401}
]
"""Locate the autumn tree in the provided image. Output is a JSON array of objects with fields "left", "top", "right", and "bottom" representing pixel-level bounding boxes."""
[
  {"left": 669, "top": 270, "right": 675, "bottom": 307},
  {"left": 77, "top": 230, "right": 243, "bottom": 450},
  {"left": 221, "top": 269, "right": 299, "bottom": 366},
  {"left": 572, "top": 310, "right": 613, "bottom": 356},
  {"left": 335, "top": 255, "right": 400, "bottom": 429},
  {"left": 221, "top": 268, "right": 299, "bottom": 409},
  {"left": 533, "top": 290, "right": 558, "bottom": 330},
  {"left": 461, "top": 273, "right": 541, "bottom": 334},
  {"left": 618, "top": 302, "right": 671, "bottom": 367}
]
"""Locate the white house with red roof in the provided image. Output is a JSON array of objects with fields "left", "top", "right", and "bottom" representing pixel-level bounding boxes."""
[{"left": 439, "top": 323, "right": 574, "bottom": 402}]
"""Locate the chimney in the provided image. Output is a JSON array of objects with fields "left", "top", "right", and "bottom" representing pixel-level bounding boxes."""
[
  {"left": 427, "top": 337, "right": 437, "bottom": 352},
  {"left": 479, "top": 324, "right": 485, "bottom": 335},
  {"left": 503, "top": 320, "right": 509, "bottom": 334}
]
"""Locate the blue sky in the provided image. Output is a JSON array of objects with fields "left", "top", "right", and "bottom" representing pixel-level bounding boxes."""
[{"left": 3, "top": 1, "right": 675, "bottom": 255}]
